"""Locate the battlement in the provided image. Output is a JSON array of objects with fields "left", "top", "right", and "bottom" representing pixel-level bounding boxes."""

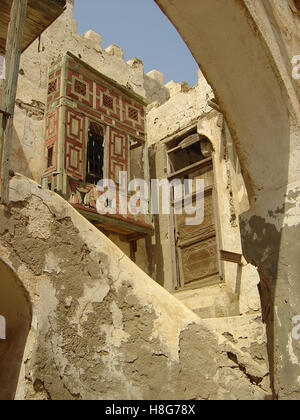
[
  {"left": 65, "top": 2, "right": 194, "bottom": 105},
  {"left": 165, "top": 80, "right": 190, "bottom": 97},
  {"left": 11, "top": 0, "right": 195, "bottom": 185}
]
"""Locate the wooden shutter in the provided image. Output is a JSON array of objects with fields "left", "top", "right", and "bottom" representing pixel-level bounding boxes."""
[
  {"left": 65, "top": 108, "right": 86, "bottom": 180},
  {"left": 172, "top": 158, "right": 220, "bottom": 288},
  {"left": 176, "top": 189, "right": 219, "bottom": 286},
  {"left": 108, "top": 127, "right": 129, "bottom": 184}
]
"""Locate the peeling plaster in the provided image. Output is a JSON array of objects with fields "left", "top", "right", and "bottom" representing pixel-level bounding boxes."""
[{"left": 0, "top": 174, "right": 271, "bottom": 400}]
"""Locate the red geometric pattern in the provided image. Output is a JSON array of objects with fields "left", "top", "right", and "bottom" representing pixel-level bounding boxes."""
[
  {"left": 122, "top": 98, "right": 145, "bottom": 131},
  {"left": 68, "top": 181, "right": 148, "bottom": 226},
  {"left": 48, "top": 80, "right": 57, "bottom": 95},
  {"left": 45, "top": 109, "right": 58, "bottom": 141},
  {"left": 65, "top": 57, "right": 145, "bottom": 135},
  {"left": 47, "top": 70, "right": 61, "bottom": 105},
  {"left": 43, "top": 55, "right": 152, "bottom": 232},
  {"left": 65, "top": 108, "right": 86, "bottom": 180},
  {"left": 103, "top": 94, "right": 114, "bottom": 110},
  {"left": 44, "top": 109, "right": 59, "bottom": 174},
  {"left": 128, "top": 107, "right": 139, "bottom": 121},
  {"left": 96, "top": 85, "right": 120, "bottom": 120},
  {"left": 109, "top": 128, "right": 129, "bottom": 184},
  {"left": 74, "top": 79, "right": 87, "bottom": 96},
  {"left": 66, "top": 68, "right": 93, "bottom": 108}
]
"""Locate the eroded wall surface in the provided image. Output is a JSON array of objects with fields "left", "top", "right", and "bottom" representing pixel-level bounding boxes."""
[
  {"left": 147, "top": 76, "right": 261, "bottom": 320},
  {"left": 155, "top": 0, "right": 300, "bottom": 399},
  {"left": 0, "top": 174, "right": 270, "bottom": 400}
]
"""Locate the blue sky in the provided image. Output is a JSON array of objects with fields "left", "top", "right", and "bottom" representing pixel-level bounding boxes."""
[{"left": 73, "top": 0, "right": 199, "bottom": 87}]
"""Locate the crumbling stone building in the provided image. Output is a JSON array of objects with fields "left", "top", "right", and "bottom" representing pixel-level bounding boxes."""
[{"left": 0, "top": 0, "right": 300, "bottom": 400}]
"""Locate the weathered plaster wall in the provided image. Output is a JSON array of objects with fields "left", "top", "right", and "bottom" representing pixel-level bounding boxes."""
[
  {"left": 147, "top": 77, "right": 262, "bottom": 320},
  {"left": 147, "top": 76, "right": 212, "bottom": 148},
  {"left": 0, "top": 174, "right": 270, "bottom": 400},
  {"left": 107, "top": 234, "right": 150, "bottom": 277},
  {"left": 11, "top": 0, "right": 168, "bottom": 184},
  {"left": 155, "top": 0, "right": 300, "bottom": 399},
  {"left": 8, "top": 0, "right": 172, "bottom": 275},
  {"left": 147, "top": 77, "right": 216, "bottom": 296}
]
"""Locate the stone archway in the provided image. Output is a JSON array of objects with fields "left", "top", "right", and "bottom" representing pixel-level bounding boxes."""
[
  {"left": 0, "top": 258, "right": 32, "bottom": 400},
  {"left": 155, "top": 0, "right": 300, "bottom": 399}
]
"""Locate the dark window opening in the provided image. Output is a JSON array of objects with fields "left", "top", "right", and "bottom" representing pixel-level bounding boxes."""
[
  {"left": 168, "top": 140, "right": 204, "bottom": 174},
  {"left": 167, "top": 132, "right": 213, "bottom": 176},
  {"left": 74, "top": 79, "right": 87, "bottom": 96},
  {"left": 167, "top": 132, "right": 220, "bottom": 290},
  {"left": 48, "top": 80, "right": 57, "bottom": 95},
  {"left": 103, "top": 94, "right": 114, "bottom": 110},
  {"left": 128, "top": 107, "right": 139, "bottom": 121},
  {"left": 291, "top": 0, "right": 300, "bottom": 14},
  {"left": 86, "top": 122, "right": 104, "bottom": 185},
  {"left": 47, "top": 147, "right": 53, "bottom": 168}
]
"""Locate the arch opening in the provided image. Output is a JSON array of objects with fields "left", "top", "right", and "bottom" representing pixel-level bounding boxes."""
[
  {"left": 0, "top": 258, "right": 32, "bottom": 400},
  {"left": 154, "top": 0, "right": 300, "bottom": 399}
]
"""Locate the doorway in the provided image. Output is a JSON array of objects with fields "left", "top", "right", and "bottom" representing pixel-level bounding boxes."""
[
  {"left": 0, "top": 259, "right": 31, "bottom": 400},
  {"left": 167, "top": 132, "right": 221, "bottom": 289}
]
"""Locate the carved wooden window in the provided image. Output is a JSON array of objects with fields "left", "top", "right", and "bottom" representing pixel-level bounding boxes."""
[
  {"left": 167, "top": 131, "right": 221, "bottom": 289},
  {"left": 103, "top": 94, "right": 114, "bottom": 110},
  {"left": 48, "top": 80, "right": 57, "bottom": 95},
  {"left": 128, "top": 107, "right": 139, "bottom": 121},
  {"left": 289, "top": 0, "right": 300, "bottom": 14},
  {"left": 86, "top": 121, "right": 104, "bottom": 185},
  {"left": 74, "top": 79, "right": 87, "bottom": 96}
]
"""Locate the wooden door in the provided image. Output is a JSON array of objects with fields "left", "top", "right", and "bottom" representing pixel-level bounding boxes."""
[{"left": 172, "top": 159, "right": 220, "bottom": 288}]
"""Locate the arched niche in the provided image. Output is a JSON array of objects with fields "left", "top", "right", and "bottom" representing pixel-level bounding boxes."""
[{"left": 0, "top": 258, "right": 32, "bottom": 400}]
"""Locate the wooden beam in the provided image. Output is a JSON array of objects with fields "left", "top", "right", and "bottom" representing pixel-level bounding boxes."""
[
  {"left": 168, "top": 156, "right": 213, "bottom": 180},
  {"left": 0, "top": 0, "right": 66, "bottom": 55},
  {"left": 130, "top": 240, "right": 137, "bottom": 262},
  {"left": 76, "top": 207, "right": 154, "bottom": 236},
  {"left": 130, "top": 142, "right": 142, "bottom": 151},
  {"left": 0, "top": 109, "right": 12, "bottom": 118},
  {"left": 0, "top": 0, "right": 28, "bottom": 203},
  {"left": 162, "top": 123, "right": 198, "bottom": 146},
  {"left": 127, "top": 233, "right": 147, "bottom": 242},
  {"left": 220, "top": 250, "right": 243, "bottom": 265}
]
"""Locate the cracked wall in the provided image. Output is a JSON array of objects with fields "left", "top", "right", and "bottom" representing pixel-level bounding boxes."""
[
  {"left": 0, "top": 174, "right": 271, "bottom": 400},
  {"left": 147, "top": 75, "right": 262, "bottom": 321},
  {"left": 154, "top": 0, "right": 300, "bottom": 399}
]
